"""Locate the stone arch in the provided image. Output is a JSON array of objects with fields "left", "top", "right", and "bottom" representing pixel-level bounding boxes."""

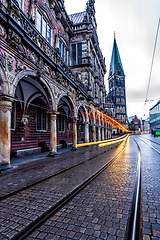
[
  {"left": 88, "top": 110, "right": 95, "bottom": 125},
  {"left": 77, "top": 104, "right": 89, "bottom": 123},
  {"left": 57, "top": 93, "right": 76, "bottom": 117},
  {"left": 100, "top": 114, "right": 105, "bottom": 127},
  {"left": 95, "top": 112, "right": 100, "bottom": 124},
  {"left": 56, "top": 94, "right": 77, "bottom": 146},
  {"left": 11, "top": 70, "right": 55, "bottom": 110}
]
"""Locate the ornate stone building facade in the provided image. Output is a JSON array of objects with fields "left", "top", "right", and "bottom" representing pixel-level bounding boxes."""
[{"left": 0, "top": 0, "right": 113, "bottom": 166}]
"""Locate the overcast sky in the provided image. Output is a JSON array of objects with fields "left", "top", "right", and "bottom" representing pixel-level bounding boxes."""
[{"left": 65, "top": 0, "right": 160, "bottom": 119}]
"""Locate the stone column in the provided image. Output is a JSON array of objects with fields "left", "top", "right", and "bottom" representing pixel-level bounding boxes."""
[
  {"left": 72, "top": 117, "right": 77, "bottom": 150},
  {"left": 101, "top": 127, "right": 105, "bottom": 141},
  {"left": 92, "top": 124, "right": 96, "bottom": 142},
  {"left": 84, "top": 122, "right": 89, "bottom": 143},
  {"left": 98, "top": 126, "right": 101, "bottom": 141},
  {"left": 49, "top": 112, "right": 57, "bottom": 156},
  {"left": 0, "top": 99, "right": 12, "bottom": 166},
  {"left": 108, "top": 126, "right": 112, "bottom": 139},
  {"left": 105, "top": 125, "right": 108, "bottom": 140}
]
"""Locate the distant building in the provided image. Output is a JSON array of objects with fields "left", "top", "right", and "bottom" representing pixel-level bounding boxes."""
[
  {"left": 141, "top": 118, "right": 150, "bottom": 132},
  {"left": 107, "top": 35, "right": 127, "bottom": 133},
  {"left": 128, "top": 115, "right": 141, "bottom": 131},
  {"left": 150, "top": 100, "right": 160, "bottom": 133}
]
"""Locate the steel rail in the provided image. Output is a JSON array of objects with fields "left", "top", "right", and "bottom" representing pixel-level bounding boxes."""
[
  {"left": 12, "top": 137, "right": 129, "bottom": 240},
  {"left": 127, "top": 137, "right": 141, "bottom": 240},
  {"left": 137, "top": 136, "right": 160, "bottom": 154},
  {"left": 141, "top": 137, "right": 160, "bottom": 146},
  {"left": 0, "top": 141, "right": 121, "bottom": 201}
]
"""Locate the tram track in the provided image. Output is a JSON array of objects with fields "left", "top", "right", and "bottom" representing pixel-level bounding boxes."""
[
  {"left": 19, "top": 135, "right": 143, "bottom": 240},
  {"left": 126, "top": 137, "right": 142, "bottom": 240},
  {"left": 134, "top": 134, "right": 160, "bottom": 240},
  {"left": 4, "top": 135, "right": 159, "bottom": 240},
  {"left": 136, "top": 135, "right": 160, "bottom": 154},
  {"left": 139, "top": 136, "right": 160, "bottom": 146},
  {"left": 0, "top": 135, "right": 147, "bottom": 240},
  {"left": 0, "top": 141, "right": 121, "bottom": 201},
  {"left": 6, "top": 138, "right": 129, "bottom": 240}
]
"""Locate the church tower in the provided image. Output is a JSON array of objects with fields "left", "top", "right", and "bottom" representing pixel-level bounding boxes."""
[{"left": 108, "top": 35, "right": 127, "bottom": 127}]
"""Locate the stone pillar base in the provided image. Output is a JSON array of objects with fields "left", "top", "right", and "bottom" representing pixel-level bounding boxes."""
[
  {"left": 71, "top": 147, "right": 78, "bottom": 151},
  {"left": 47, "top": 152, "right": 58, "bottom": 157},
  {"left": 0, "top": 164, "right": 12, "bottom": 171}
]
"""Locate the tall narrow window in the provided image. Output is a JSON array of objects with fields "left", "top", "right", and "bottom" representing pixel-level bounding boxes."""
[
  {"left": 42, "top": 110, "right": 46, "bottom": 130},
  {"left": 37, "top": 108, "right": 41, "bottom": 130},
  {"left": 59, "top": 40, "right": 62, "bottom": 55},
  {"left": 47, "top": 25, "right": 51, "bottom": 44},
  {"left": 37, "top": 11, "right": 41, "bottom": 33},
  {"left": 42, "top": 18, "right": 47, "bottom": 38},
  {"left": 36, "top": 11, "right": 52, "bottom": 45},
  {"left": 37, "top": 108, "right": 47, "bottom": 131},
  {"left": 17, "top": 0, "right": 22, "bottom": 8},
  {"left": 65, "top": 48, "right": 67, "bottom": 64},
  {"left": 62, "top": 45, "right": 65, "bottom": 61},
  {"left": 72, "top": 44, "right": 76, "bottom": 66},
  {"left": 77, "top": 43, "right": 82, "bottom": 65},
  {"left": 71, "top": 43, "right": 82, "bottom": 66},
  {"left": 58, "top": 114, "right": 65, "bottom": 132}
]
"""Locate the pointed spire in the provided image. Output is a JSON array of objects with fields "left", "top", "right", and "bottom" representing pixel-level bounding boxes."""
[
  {"left": 110, "top": 34, "right": 124, "bottom": 74},
  {"left": 86, "top": 0, "right": 95, "bottom": 18}
]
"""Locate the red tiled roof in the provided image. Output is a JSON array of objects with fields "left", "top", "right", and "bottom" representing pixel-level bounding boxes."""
[{"left": 69, "top": 12, "right": 86, "bottom": 24}]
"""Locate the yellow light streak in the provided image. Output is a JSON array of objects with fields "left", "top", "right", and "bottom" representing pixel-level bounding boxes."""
[
  {"left": 77, "top": 134, "right": 129, "bottom": 148},
  {"left": 87, "top": 105, "right": 129, "bottom": 132},
  {"left": 99, "top": 135, "right": 129, "bottom": 148}
]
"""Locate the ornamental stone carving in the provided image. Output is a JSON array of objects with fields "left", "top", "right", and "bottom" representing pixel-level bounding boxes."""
[
  {"left": 6, "top": 55, "right": 14, "bottom": 73},
  {"left": 21, "top": 114, "right": 29, "bottom": 125},
  {"left": 8, "top": 29, "right": 21, "bottom": 50},
  {"left": 0, "top": 49, "right": 5, "bottom": 68},
  {"left": 0, "top": 24, "right": 7, "bottom": 40},
  {"left": 15, "top": 61, "right": 27, "bottom": 72},
  {"left": 0, "top": 106, "right": 12, "bottom": 113}
]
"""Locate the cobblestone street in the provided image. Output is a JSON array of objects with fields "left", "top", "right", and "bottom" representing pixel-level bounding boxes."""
[
  {"left": 26, "top": 137, "right": 138, "bottom": 239},
  {"left": 0, "top": 135, "right": 160, "bottom": 239},
  {"left": 135, "top": 135, "right": 160, "bottom": 240},
  {"left": 0, "top": 141, "right": 127, "bottom": 239}
]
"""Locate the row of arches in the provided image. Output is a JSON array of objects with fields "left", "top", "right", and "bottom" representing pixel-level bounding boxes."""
[{"left": 0, "top": 69, "right": 112, "bottom": 166}]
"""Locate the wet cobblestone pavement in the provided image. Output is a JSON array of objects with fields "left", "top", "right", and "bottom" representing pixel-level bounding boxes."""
[
  {"left": 135, "top": 135, "right": 160, "bottom": 240},
  {"left": 0, "top": 143, "right": 119, "bottom": 199},
  {"left": 1, "top": 134, "right": 160, "bottom": 239},
  {"left": 25, "top": 137, "right": 138, "bottom": 240},
  {"left": 0, "top": 141, "right": 127, "bottom": 239}
]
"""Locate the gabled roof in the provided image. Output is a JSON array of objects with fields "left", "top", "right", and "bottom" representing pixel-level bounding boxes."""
[
  {"left": 110, "top": 36, "right": 124, "bottom": 74},
  {"left": 69, "top": 12, "right": 86, "bottom": 24},
  {"left": 128, "top": 116, "right": 135, "bottom": 123}
]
